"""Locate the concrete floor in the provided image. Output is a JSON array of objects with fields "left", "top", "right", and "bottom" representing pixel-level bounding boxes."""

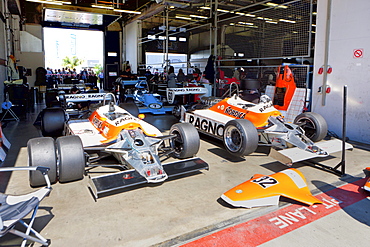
[{"left": 0, "top": 104, "right": 370, "bottom": 246}]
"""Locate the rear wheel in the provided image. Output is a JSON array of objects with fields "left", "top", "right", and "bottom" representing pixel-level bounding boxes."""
[
  {"left": 294, "top": 112, "right": 328, "bottom": 142},
  {"left": 28, "top": 137, "right": 57, "bottom": 187},
  {"left": 223, "top": 119, "right": 258, "bottom": 157},
  {"left": 170, "top": 123, "right": 200, "bottom": 158},
  {"left": 56, "top": 136, "right": 85, "bottom": 183},
  {"left": 41, "top": 108, "right": 65, "bottom": 137}
]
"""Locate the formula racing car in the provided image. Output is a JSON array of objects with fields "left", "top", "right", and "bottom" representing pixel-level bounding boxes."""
[
  {"left": 29, "top": 93, "right": 208, "bottom": 198},
  {"left": 180, "top": 83, "right": 352, "bottom": 165}
]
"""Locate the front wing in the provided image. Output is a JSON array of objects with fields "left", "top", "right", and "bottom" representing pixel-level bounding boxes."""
[{"left": 88, "top": 157, "right": 209, "bottom": 198}]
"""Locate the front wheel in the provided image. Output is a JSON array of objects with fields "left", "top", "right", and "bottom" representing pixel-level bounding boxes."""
[
  {"left": 170, "top": 123, "right": 200, "bottom": 159},
  {"left": 294, "top": 112, "right": 328, "bottom": 142},
  {"left": 28, "top": 137, "right": 57, "bottom": 187},
  {"left": 56, "top": 136, "right": 85, "bottom": 183},
  {"left": 223, "top": 119, "right": 258, "bottom": 157}
]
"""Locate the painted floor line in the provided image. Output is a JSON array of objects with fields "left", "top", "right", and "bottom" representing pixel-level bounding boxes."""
[{"left": 181, "top": 177, "right": 368, "bottom": 247}]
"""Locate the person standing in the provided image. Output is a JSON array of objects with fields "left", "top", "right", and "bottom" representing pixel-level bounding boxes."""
[
  {"left": 167, "top": 66, "right": 177, "bottom": 88},
  {"left": 98, "top": 70, "right": 104, "bottom": 89}
]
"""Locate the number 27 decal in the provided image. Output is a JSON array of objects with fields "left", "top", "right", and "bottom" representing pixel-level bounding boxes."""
[{"left": 251, "top": 176, "right": 279, "bottom": 188}]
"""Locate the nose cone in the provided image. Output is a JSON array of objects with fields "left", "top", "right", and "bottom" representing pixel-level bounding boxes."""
[{"left": 221, "top": 169, "right": 322, "bottom": 208}]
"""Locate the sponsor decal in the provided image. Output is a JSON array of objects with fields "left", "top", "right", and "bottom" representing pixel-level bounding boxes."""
[
  {"left": 187, "top": 114, "right": 224, "bottom": 137},
  {"left": 149, "top": 103, "right": 162, "bottom": 109},
  {"left": 259, "top": 101, "right": 273, "bottom": 112},
  {"left": 224, "top": 106, "right": 246, "bottom": 119},
  {"left": 65, "top": 93, "right": 106, "bottom": 100},
  {"left": 92, "top": 116, "right": 103, "bottom": 129},
  {"left": 115, "top": 116, "right": 135, "bottom": 126}
]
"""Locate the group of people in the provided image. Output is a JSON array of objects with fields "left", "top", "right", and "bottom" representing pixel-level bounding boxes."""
[{"left": 45, "top": 67, "right": 102, "bottom": 87}]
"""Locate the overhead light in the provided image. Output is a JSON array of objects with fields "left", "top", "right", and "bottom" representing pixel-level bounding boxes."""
[
  {"left": 91, "top": 4, "right": 114, "bottom": 10},
  {"left": 238, "top": 22, "right": 253, "bottom": 26},
  {"left": 217, "top": 9, "right": 230, "bottom": 13},
  {"left": 266, "top": 21, "right": 278, "bottom": 24},
  {"left": 246, "top": 14, "right": 255, "bottom": 17},
  {"left": 179, "top": 37, "right": 186, "bottom": 42},
  {"left": 265, "top": 2, "right": 288, "bottom": 9},
  {"left": 176, "top": 15, "right": 191, "bottom": 20},
  {"left": 147, "top": 35, "right": 156, "bottom": 40},
  {"left": 26, "top": 0, "right": 63, "bottom": 5},
  {"left": 279, "top": 19, "right": 296, "bottom": 23},
  {"left": 113, "top": 9, "right": 141, "bottom": 14},
  {"left": 200, "top": 6, "right": 211, "bottom": 10},
  {"left": 169, "top": 37, "right": 176, "bottom": 41},
  {"left": 190, "top": 15, "right": 208, "bottom": 19}
]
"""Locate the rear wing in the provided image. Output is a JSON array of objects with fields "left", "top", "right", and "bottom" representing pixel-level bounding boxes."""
[{"left": 60, "top": 93, "right": 107, "bottom": 103}]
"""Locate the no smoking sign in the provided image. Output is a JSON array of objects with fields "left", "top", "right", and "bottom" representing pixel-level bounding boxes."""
[{"left": 353, "top": 48, "right": 363, "bottom": 58}]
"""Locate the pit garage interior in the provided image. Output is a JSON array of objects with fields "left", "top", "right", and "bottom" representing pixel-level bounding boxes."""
[{"left": 1, "top": 0, "right": 370, "bottom": 246}]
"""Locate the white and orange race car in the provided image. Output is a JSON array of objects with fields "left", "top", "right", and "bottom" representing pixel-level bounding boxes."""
[
  {"left": 28, "top": 93, "right": 208, "bottom": 198},
  {"left": 180, "top": 71, "right": 352, "bottom": 165}
]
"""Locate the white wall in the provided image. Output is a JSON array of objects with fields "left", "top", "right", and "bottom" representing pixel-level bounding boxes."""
[
  {"left": 16, "top": 24, "right": 45, "bottom": 87},
  {"left": 313, "top": 0, "right": 370, "bottom": 144},
  {"left": 123, "top": 20, "right": 141, "bottom": 74}
]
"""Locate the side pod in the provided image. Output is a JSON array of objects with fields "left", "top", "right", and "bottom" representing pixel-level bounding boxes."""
[{"left": 221, "top": 168, "right": 322, "bottom": 208}]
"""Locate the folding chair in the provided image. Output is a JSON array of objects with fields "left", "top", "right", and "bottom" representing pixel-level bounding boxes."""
[{"left": 0, "top": 166, "right": 52, "bottom": 246}]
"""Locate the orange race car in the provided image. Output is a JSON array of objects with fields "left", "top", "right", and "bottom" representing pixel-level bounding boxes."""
[
  {"left": 28, "top": 93, "right": 208, "bottom": 198},
  {"left": 180, "top": 66, "right": 352, "bottom": 165}
]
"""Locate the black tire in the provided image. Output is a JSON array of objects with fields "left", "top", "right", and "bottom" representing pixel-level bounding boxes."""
[
  {"left": 41, "top": 108, "right": 65, "bottom": 137},
  {"left": 223, "top": 119, "right": 258, "bottom": 157},
  {"left": 172, "top": 105, "right": 181, "bottom": 119},
  {"left": 56, "top": 136, "right": 85, "bottom": 183},
  {"left": 28, "top": 137, "right": 57, "bottom": 187},
  {"left": 294, "top": 112, "right": 328, "bottom": 142},
  {"left": 125, "top": 97, "right": 135, "bottom": 104},
  {"left": 170, "top": 123, "right": 200, "bottom": 158},
  {"left": 119, "top": 103, "right": 139, "bottom": 117}
]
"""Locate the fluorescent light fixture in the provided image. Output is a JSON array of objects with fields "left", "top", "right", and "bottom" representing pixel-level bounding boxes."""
[
  {"left": 190, "top": 15, "right": 208, "bottom": 19},
  {"left": 176, "top": 16, "right": 191, "bottom": 20},
  {"left": 265, "top": 2, "right": 288, "bottom": 9},
  {"left": 235, "top": 12, "right": 245, "bottom": 16},
  {"left": 229, "top": 23, "right": 235, "bottom": 26},
  {"left": 169, "top": 37, "right": 176, "bottom": 41},
  {"left": 113, "top": 9, "right": 141, "bottom": 14},
  {"left": 158, "top": 36, "right": 166, "bottom": 40},
  {"left": 26, "top": 0, "right": 63, "bottom": 5},
  {"left": 238, "top": 53, "right": 244, "bottom": 57},
  {"left": 179, "top": 37, "right": 186, "bottom": 42},
  {"left": 108, "top": 52, "right": 117, "bottom": 57},
  {"left": 147, "top": 35, "right": 156, "bottom": 40},
  {"left": 200, "top": 6, "right": 211, "bottom": 10},
  {"left": 91, "top": 4, "right": 113, "bottom": 10},
  {"left": 312, "top": 12, "right": 317, "bottom": 15},
  {"left": 279, "top": 19, "right": 296, "bottom": 23},
  {"left": 312, "top": 24, "right": 316, "bottom": 27},
  {"left": 217, "top": 9, "right": 230, "bottom": 13},
  {"left": 266, "top": 21, "right": 278, "bottom": 24},
  {"left": 246, "top": 14, "right": 255, "bottom": 17},
  {"left": 238, "top": 22, "right": 253, "bottom": 26}
]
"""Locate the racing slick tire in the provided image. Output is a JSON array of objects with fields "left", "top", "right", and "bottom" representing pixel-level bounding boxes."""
[
  {"left": 223, "top": 119, "right": 258, "bottom": 157},
  {"left": 56, "top": 136, "right": 85, "bottom": 183},
  {"left": 41, "top": 108, "right": 65, "bottom": 137},
  {"left": 28, "top": 137, "right": 57, "bottom": 187},
  {"left": 170, "top": 123, "right": 200, "bottom": 159},
  {"left": 119, "top": 103, "right": 139, "bottom": 117},
  {"left": 294, "top": 112, "right": 328, "bottom": 142}
]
